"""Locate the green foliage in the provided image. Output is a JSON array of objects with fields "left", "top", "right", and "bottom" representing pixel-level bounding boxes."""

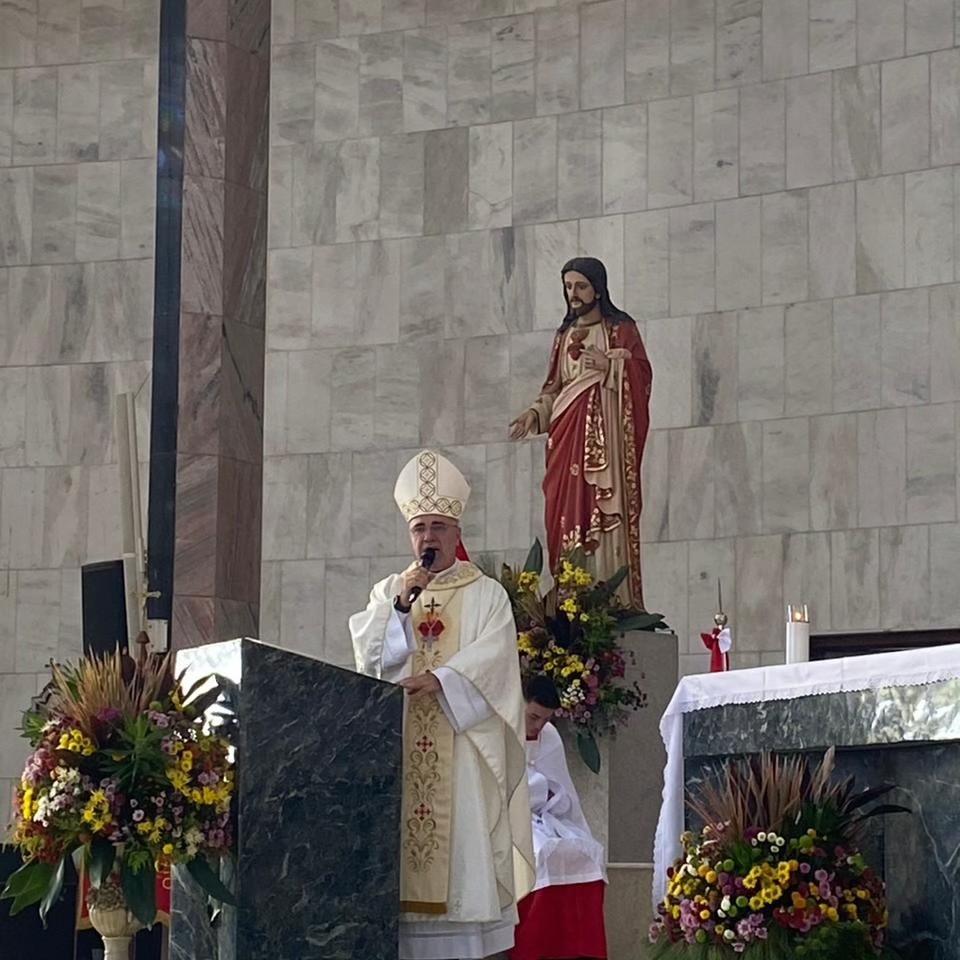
[
  {"left": 186, "top": 855, "right": 237, "bottom": 906},
  {"left": 88, "top": 839, "right": 116, "bottom": 890},
  {"left": 121, "top": 858, "right": 157, "bottom": 928},
  {"left": 576, "top": 729, "right": 601, "bottom": 774},
  {"left": 0, "top": 858, "right": 55, "bottom": 916}
]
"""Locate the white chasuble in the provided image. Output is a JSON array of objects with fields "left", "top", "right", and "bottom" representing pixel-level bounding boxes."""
[{"left": 350, "top": 561, "right": 535, "bottom": 959}]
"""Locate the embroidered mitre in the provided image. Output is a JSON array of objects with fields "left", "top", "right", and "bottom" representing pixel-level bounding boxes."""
[{"left": 394, "top": 450, "right": 471, "bottom": 522}]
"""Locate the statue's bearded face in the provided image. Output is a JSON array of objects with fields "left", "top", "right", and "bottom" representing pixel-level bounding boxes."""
[{"left": 563, "top": 271, "right": 597, "bottom": 318}]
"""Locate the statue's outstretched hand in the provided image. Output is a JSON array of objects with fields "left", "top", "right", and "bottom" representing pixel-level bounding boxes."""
[{"left": 509, "top": 410, "right": 537, "bottom": 440}]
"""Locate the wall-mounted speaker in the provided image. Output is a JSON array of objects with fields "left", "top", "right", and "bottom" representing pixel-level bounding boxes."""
[{"left": 80, "top": 560, "right": 129, "bottom": 657}]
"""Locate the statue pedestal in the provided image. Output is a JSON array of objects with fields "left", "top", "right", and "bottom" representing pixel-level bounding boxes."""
[{"left": 169, "top": 639, "right": 403, "bottom": 960}]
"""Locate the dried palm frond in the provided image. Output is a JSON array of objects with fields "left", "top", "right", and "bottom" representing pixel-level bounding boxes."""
[
  {"left": 686, "top": 748, "right": 908, "bottom": 850},
  {"left": 44, "top": 651, "right": 174, "bottom": 736},
  {"left": 686, "top": 752, "right": 808, "bottom": 841}
]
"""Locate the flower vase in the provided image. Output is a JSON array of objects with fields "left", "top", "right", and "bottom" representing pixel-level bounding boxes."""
[{"left": 88, "top": 875, "right": 144, "bottom": 960}]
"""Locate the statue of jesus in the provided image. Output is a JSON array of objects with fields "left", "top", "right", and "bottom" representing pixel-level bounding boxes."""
[{"left": 509, "top": 257, "right": 653, "bottom": 609}]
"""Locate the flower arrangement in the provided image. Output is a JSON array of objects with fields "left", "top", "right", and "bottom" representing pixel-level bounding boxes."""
[
  {"left": 650, "top": 749, "right": 907, "bottom": 959},
  {"left": 1, "top": 649, "right": 235, "bottom": 927},
  {"left": 488, "top": 540, "right": 666, "bottom": 771}
]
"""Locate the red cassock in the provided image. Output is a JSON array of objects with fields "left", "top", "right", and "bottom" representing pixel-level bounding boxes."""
[
  {"left": 539, "top": 319, "right": 652, "bottom": 606},
  {"left": 510, "top": 880, "right": 607, "bottom": 960}
]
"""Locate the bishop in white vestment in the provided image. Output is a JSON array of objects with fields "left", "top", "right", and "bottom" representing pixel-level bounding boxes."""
[{"left": 350, "top": 450, "right": 535, "bottom": 960}]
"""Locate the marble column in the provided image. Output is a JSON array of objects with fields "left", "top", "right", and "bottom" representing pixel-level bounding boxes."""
[{"left": 171, "top": 0, "right": 270, "bottom": 647}]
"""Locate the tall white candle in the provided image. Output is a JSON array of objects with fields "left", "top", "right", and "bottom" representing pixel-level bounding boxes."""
[{"left": 785, "top": 604, "right": 810, "bottom": 663}]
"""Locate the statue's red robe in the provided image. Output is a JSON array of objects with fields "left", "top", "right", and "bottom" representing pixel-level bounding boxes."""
[{"left": 531, "top": 317, "right": 652, "bottom": 608}]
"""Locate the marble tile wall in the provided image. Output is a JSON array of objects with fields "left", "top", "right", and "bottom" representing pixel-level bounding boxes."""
[
  {"left": 264, "top": 1, "right": 960, "bottom": 677},
  {"left": 0, "top": 0, "right": 160, "bottom": 826}
]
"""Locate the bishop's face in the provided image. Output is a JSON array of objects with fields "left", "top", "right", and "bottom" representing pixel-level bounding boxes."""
[
  {"left": 563, "top": 271, "right": 598, "bottom": 319},
  {"left": 408, "top": 514, "right": 460, "bottom": 573}
]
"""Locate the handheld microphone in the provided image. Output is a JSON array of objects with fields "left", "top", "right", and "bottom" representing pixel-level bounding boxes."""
[{"left": 408, "top": 547, "right": 438, "bottom": 603}]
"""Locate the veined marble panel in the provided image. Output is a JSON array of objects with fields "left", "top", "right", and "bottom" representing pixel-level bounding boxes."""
[
  {"left": 833, "top": 294, "right": 882, "bottom": 411},
  {"left": 512, "top": 116, "right": 557, "bottom": 223},
  {"left": 714, "top": 421, "right": 763, "bottom": 537},
  {"left": 670, "top": 0, "right": 715, "bottom": 96},
  {"left": 786, "top": 73, "right": 832, "bottom": 188},
  {"left": 856, "top": 175, "right": 905, "bottom": 293},
  {"left": 692, "top": 311, "right": 738, "bottom": 425},
  {"left": 856, "top": 0, "right": 904, "bottom": 62},
  {"left": 761, "top": 190, "right": 807, "bottom": 305},
  {"left": 648, "top": 96, "right": 693, "bottom": 208},
  {"left": 625, "top": 0, "right": 670, "bottom": 101},
  {"left": 491, "top": 14, "right": 535, "bottom": 121},
  {"left": 880, "top": 288, "right": 930, "bottom": 407},
  {"left": 716, "top": 0, "right": 762, "bottom": 87},
  {"left": 668, "top": 426, "right": 716, "bottom": 541},
  {"left": 624, "top": 210, "right": 669, "bottom": 319},
  {"left": 447, "top": 20, "right": 491, "bottom": 125},
  {"left": 535, "top": 8, "right": 579, "bottom": 115},
  {"left": 782, "top": 531, "right": 831, "bottom": 631},
  {"left": 809, "top": 0, "right": 856, "bottom": 71},
  {"left": 833, "top": 64, "right": 881, "bottom": 181},
  {"left": 809, "top": 413, "right": 858, "bottom": 530},
  {"left": 403, "top": 27, "right": 446, "bottom": 132},
  {"left": 930, "top": 285, "right": 960, "bottom": 403},
  {"left": 469, "top": 122, "right": 512, "bottom": 229},
  {"left": 693, "top": 90, "right": 739, "bottom": 204},
  {"left": 762, "top": 0, "right": 808, "bottom": 79},
  {"left": 715, "top": 197, "right": 761, "bottom": 310},
  {"left": 879, "top": 525, "right": 930, "bottom": 628},
  {"left": 601, "top": 104, "right": 645, "bottom": 215},
  {"left": 580, "top": 0, "right": 624, "bottom": 108},
  {"left": 808, "top": 183, "right": 855, "bottom": 299},
  {"left": 906, "top": 0, "right": 955, "bottom": 54},
  {"left": 931, "top": 49, "right": 960, "bottom": 164},
  {"left": 669, "top": 203, "right": 715, "bottom": 316},
  {"left": 646, "top": 315, "right": 692, "bottom": 429},
  {"left": 737, "top": 305, "right": 784, "bottom": 420},
  {"left": 761, "top": 417, "right": 810, "bottom": 533},
  {"left": 359, "top": 32, "right": 403, "bottom": 135},
  {"left": 785, "top": 301, "right": 833, "bottom": 416},
  {"left": 905, "top": 168, "right": 956, "bottom": 287},
  {"left": 881, "top": 56, "right": 931, "bottom": 175},
  {"left": 739, "top": 81, "right": 785, "bottom": 194},
  {"left": 906, "top": 403, "right": 957, "bottom": 524},
  {"left": 857, "top": 408, "right": 907, "bottom": 527},
  {"left": 734, "top": 534, "right": 784, "bottom": 652}
]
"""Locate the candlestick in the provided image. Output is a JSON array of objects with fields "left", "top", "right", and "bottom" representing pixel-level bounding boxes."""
[{"left": 785, "top": 603, "right": 810, "bottom": 664}]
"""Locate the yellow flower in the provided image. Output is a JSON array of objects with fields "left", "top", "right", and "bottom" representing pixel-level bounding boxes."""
[
  {"left": 748, "top": 896, "right": 763, "bottom": 911},
  {"left": 825, "top": 906, "right": 839, "bottom": 922},
  {"left": 517, "top": 571, "right": 540, "bottom": 593},
  {"left": 162, "top": 843, "right": 174, "bottom": 856},
  {"left": 21, "top": 787, "right": 34, "bottom": 820}
]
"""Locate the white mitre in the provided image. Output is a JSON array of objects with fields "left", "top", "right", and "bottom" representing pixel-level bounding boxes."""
[{"left": 394, "top": 449, "right": 471, "bottom": 522}]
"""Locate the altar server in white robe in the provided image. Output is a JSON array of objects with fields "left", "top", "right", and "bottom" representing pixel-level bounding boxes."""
[
  {"left": 510, "top": 675, "right": 607, "bottom": 960},
  {"left": 350, "top": 449, "right": 535, "bottom": 960}
]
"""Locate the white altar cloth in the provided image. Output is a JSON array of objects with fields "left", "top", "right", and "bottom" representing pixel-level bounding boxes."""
[{"left": 652, "top": 643, "right": 960, "bottom": 905}]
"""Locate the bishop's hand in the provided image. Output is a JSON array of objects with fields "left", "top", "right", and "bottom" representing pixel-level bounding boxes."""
[
  {"left": 400, "top": 671, "right": 441, "bottom": 701},
  {"left": 509, "top": 409, "right": 537, "bottom": 440}
]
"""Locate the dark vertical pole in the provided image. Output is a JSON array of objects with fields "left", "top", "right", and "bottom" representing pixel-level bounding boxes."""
[{"left": 146, "top": 0, "right": 186, "bottom": 633}]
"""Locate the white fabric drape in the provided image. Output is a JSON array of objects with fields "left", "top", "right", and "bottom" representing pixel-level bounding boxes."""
[{"left": 526, "top": 722, "right": 606, "bottom": 891}]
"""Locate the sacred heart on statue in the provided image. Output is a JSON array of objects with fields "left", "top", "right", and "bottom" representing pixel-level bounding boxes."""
[{"left": 567, "top": 328, "right": 588, "bottom": 359}]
